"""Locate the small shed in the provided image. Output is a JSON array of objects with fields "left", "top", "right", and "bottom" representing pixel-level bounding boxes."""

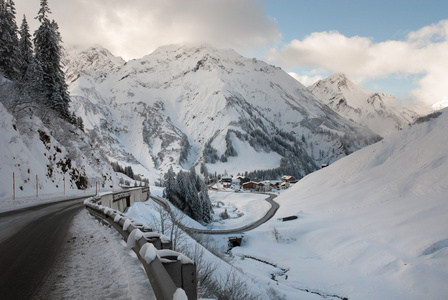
[
  {"left": 228, "top": 236, "right": 243, "bottom": 248},
  {"left": 280, "top": 215, "right": 298, "bottom": 222}
]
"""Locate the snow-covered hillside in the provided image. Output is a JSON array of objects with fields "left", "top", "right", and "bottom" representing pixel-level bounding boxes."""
[
  {"left": 65, "top": 44, "right": 380, "bottom": 181},
  {"left": 231, "top": 108, "right": 448, "bottom": 299},
  {"left": 0, "top": 98, "right": 119, "bottom": 204},
  {"left": 310, "top": 73, "right": 419, "bottom": 137}
]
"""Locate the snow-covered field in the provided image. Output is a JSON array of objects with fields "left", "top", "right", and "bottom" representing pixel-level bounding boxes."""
[
  {"left": 207, "top": 191, "right": 271, "bottom": 230},
  {"left": 229, "top": 109, "right": 448, "bottom": 299},
  {"left": 127, "top": 187, "right": 271, "bottom": 231}
]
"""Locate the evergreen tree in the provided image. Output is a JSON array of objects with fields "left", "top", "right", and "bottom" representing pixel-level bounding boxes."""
[
  {"left": 163, "top": 168, "right": 213, "bottom": 224},
  {"left": 163, "top": 166, "right": 176, "bottom": 200},
  {"left": 185, "top": 176, "right": 200, "bottom": 220},
  {"left": 0, "top": 0, "right": 20, "bottom": 79},
  {"left": 76, "top": 116, "right": 84, "bottom": 131},
  {"left": 33, "top": 0, "right": 70, "bottom": 119},
  {"left": 179, "top": 135, "right": 190, "bottom": 164},
  {"left": 124, "top": 166, "right": 134, "bottom": 179},
  {"left": 175, "top": 171, "right": 188, "bottom": 211},
  {"left": 200, "top": 162, "right": 208, "bottom": 178},
  {"left": 199, "top": 183, "right": 213, "bottom": 223},
  {"left": 18, "top": 14, "right": 32, "bottom": 78},
  {"left": 71, "top": 111, "right": 76, "bottom": 123},
  {"left": 189, "top": 166, "right": 201, "bottom": 191}
]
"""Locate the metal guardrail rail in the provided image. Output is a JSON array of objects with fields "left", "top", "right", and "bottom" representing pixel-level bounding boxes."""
[{"left": 84, "top": 192, "right": 197, "bottom": 300}]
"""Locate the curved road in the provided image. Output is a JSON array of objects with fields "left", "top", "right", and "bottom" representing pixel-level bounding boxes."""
[
  {"left": 150, "top": 193, "right": 279, "bottom": 235},
  {"left": 0, "top": 197, "right": 88, "bottom": 299}
]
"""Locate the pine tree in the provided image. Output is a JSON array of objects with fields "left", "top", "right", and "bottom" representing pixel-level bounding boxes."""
[
  {"left": 184, "top": 176, "right": 200, "bottom": 220},
  {"left": 0, "top": 0, "right": 20, "bottom": 79},
  {"left": 76, "top": 116, "right": 84, "bottom": 131},
  {"left": 200, "top": 162, "right": 208, "bottom": 178},
  {"left": 199, "top": 183, "right": 213, "bottom": 223},
  {"left": 163, "top": 166, "right": 176, "bottom": 201},
  {"left": 33, "top": 0, "right": 70, "bottom": 119},
  {"left": 18, "top": 14, "right": 32, "bottom": 79},
  {"left": 189, "top": 166, "right": 201, "bottom": 191},
  {"left": 124, "top": 166, "right": 134, "bottom": 179},
  {"left": 175, "top": 171, "right": 188, "bottom": 211}
]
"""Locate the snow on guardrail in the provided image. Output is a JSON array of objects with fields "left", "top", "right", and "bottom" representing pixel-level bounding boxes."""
[{"left": 84, "top": 189, "right": 196, "bottom": 300}]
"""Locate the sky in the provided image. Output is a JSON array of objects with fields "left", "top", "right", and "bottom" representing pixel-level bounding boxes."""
[{"left": 15, "top": 0, "right": 448, "bottom": 110}]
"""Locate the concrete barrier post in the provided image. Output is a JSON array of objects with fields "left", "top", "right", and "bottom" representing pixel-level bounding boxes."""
[
  {"left": 161, "top": 259, "right": 182, "bottom": 288},
  {"left": 181, "top": 263, "right": 197, "bottom": 300}
]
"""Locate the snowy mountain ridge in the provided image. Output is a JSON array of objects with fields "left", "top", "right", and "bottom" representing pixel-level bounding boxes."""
[
  {"left": 65, "top": 44, "right": 380, "bottom": 182},
  {"left": 309, "top": 73, "right": 419, "bottom": 137}
]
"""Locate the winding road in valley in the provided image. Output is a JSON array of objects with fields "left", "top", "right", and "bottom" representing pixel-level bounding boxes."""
[
  {"left": 150, "top": 193, "right": 279, "bottom": 235},
  {"left": 0, "top": 197, "right": 89, "bottom": 299}
]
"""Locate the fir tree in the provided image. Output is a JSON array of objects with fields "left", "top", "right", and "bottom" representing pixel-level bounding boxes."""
[
  {"left": 175, "top": 171, "right": 188, "bottom": 211},
  {"left": 18, "top": 14, "right": 32, "bottom": 79},
  {"left": 163, "top": 166, "right": 176, "bottom": 201},
  {"left": 76, "top": 116, "right": 84, "bottom": 131},
  {"left": 0, "top": 0, "right": 20, "bottom": 79},
  {"left": 33, "top": 0, "right": 70, "bottom": 119},
  {"left": 199, "top": 183, "right": 213, "bottom": 223}
]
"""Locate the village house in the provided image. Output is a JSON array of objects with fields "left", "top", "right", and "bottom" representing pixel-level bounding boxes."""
[
  {"left": 281, "top": 175, "right": 296, "bottom": 183},
  {"left": 242, "top": 181, "right": 257, "bottom": 190},
  {"left": 236, "top": 176, "right": 250, "bottom": 185},
  {"left": 221, "top": 176, "right": 232, "bottom": 183},
  {"left": 255, "top": 181, "right": 272, "bottom": 192},
  {"left": 279, "top": 182, "right": 290, "bottom": 190},
  {"left": 232, "top": 177, "right": 241, "bottom": 187}
]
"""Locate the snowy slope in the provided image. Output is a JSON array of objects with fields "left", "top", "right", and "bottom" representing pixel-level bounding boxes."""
[
  {"left": 231, "top": 108, "right": 448, "bottom": 299},
  {"left": 432, "top": 98, "right": 448, "bottom": 111},
  {"left": 0, "top": 99, "right": 121, "bottom": 205},
  {"left": 65, "top": 45, "right": 380, "bottom": 180},
  {"left": 310, "top": 73, "right": 419, "bottom": 137}
]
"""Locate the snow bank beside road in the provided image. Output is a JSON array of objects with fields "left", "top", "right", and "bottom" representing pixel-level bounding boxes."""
[{"left": 35, "top": 209, "right": 155, "bottom": 299}]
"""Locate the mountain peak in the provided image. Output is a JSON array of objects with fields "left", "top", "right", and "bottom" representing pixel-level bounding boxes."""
[
  {"left": 65, "top": 45, "right": 125, "bottom": 77},
  {"left": 329, "top": 72, "right": 348, "bottom": 81},
  {"left": 310, "top": 74, "right": 419, "bottom": 136}
]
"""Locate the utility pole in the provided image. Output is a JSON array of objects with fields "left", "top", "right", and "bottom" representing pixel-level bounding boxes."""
[
  {"left": 13, "top": 172, "right": 15, "bottom": 201},
  {"left": 36, "top": 175, "right": 38, "bottom": 198}
]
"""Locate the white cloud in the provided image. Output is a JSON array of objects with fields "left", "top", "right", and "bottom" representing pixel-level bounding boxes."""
[
  {"left": 267, "top": 20, "right": 448, "bottom": 107},
  {"left": 16, "top": 0, "right": 280, "bottom": 60},
  {"left": 288, "top": 72, "right": 323, "bottom": 87}
]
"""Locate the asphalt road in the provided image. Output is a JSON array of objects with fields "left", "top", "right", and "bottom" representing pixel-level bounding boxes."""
[
  {"left": 0, "top": 198, "right": 87, "bottom": 300},
  {"left": 150, "top": 193, "right": 279, "bottom": 235}
]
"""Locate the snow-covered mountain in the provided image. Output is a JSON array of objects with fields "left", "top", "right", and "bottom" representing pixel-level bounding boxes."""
[
  {"left": 431, "top": 99, "right": 448, "bottom": 111},
  {"left": 309, "top": 73, "right": 419, "bottom": 137},
  {"left": 232, "top": 108, "right": 448, "bottom": 299},
  {"left": 64, "top": 44, "right": 380, "bottom": 181}
]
